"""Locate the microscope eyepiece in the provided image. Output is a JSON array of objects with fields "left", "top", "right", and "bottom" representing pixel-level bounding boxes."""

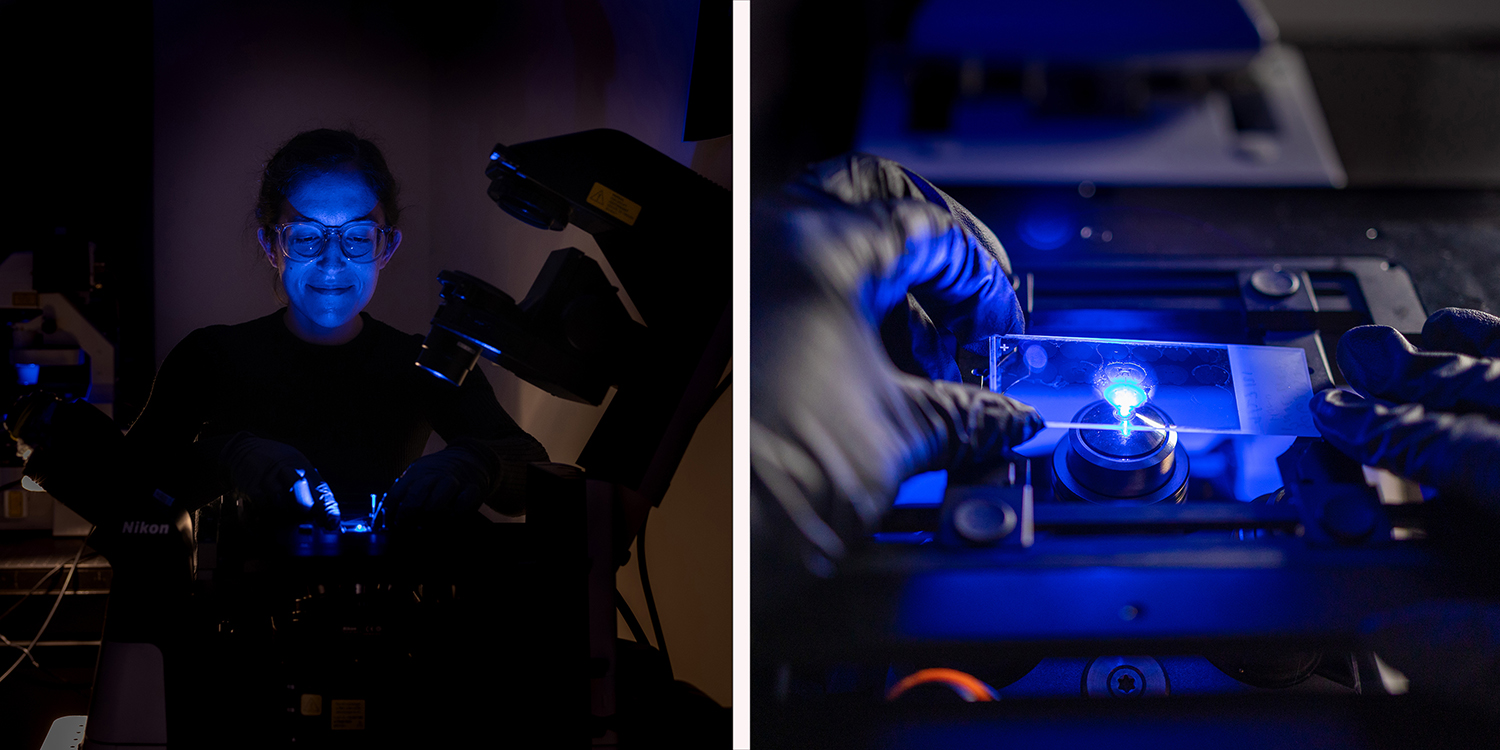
[
  {"left": 415, "top": 325, "right": 482, "bottom": 387},
  {"left": 485, "top": 149, "right": 570, "bottom": 231}
]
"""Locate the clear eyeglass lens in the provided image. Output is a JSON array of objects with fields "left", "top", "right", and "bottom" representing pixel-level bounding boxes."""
[
  {"left": 284, "top": 225, "right": 327, "bottom": 257},
  {"left": 281, "top": 223, "right": 383, "bottom": 261},
  {"left": 339, "top": 225, "right": 381, "bottom": 258}
]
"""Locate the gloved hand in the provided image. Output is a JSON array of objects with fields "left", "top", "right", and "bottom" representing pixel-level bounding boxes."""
[
  {"left": 798, "top": 154, "right": 1026, "bottom": 381},
  {"left": 219, "top": 432, "right": 335, "bottom": 528},
  {"left": 387, "top": 443, "right": 494, "bottom": 528},
  {"left": 752, "top": 154, "right": 1042, "bottom": 613},
  {"left": 1311, "top": 310, "right": 1500, "bottom": 710},
  {"left": 1308, "top": 308, "right": 1500, "bottom": 506}
]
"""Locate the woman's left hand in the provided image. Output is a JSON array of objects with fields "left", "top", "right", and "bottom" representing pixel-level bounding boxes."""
[{"left": 387, "top": 445, "right": 493, "bottom": 527}]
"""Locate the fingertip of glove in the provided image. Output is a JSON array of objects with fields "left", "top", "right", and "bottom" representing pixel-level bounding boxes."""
[
  {"left": 1423, "top": 307, "right": 1500, "bottom": 355},
  {"left": 1311, "top": 386, "right": 1357, "bottom": 406},
  {"left": 1308, "top": 389, "right": 1327, "bottom": 413},
  {"left": 1021, "top": 404, "right": 1046, "bottom": 436},
  {"left": 1337, "top": 326, "right": 1412, "bottom": 394},
  {"left": 1424, "top": 307, "right": 1476, "bottom": 331},
  {"left": 1309, "top": 386, "right": 1370, "bottom": 417}
]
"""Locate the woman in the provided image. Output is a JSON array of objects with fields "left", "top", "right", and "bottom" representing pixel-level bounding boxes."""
[{"left": 126, "top": 128, "right": 548, "bottom": 530}]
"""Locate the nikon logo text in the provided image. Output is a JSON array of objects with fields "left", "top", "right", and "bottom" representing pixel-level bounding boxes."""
[{"left": 122, "top": 521, "right": 170, "bottom": 535}]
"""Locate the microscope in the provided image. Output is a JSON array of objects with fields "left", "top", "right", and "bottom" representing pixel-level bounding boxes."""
[{"left": 419, "top": 128, "right": 731, "bottom": 744}]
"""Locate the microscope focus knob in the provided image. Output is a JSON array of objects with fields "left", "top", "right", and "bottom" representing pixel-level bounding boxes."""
[
  {"left": 1319, "top": 490, "right": 1378, "bottom": 544},
  {"left": 952, "top": 497, "right": 1017, "bottom": 544}
]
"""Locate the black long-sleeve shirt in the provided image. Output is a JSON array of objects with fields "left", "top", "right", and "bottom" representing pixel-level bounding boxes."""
[{"left": 126, "top": 309, "right": 548, "bottom": 515}]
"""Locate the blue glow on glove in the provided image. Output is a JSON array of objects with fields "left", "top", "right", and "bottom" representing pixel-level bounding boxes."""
[
  {"left": 291, "top": 469, "right": 315, "bottom": 509},
  {"left": 318, "top": 483, "right": 341, "bottom": 530}
]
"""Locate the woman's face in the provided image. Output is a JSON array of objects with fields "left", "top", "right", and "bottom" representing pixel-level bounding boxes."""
[{"left": 259, "top": 168, "right": 400, "bottom": 337}]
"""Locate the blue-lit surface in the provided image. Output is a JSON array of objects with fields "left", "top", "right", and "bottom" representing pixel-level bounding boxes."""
[
  {"left": 14, "top": 363, "right": 38, "bottom": 386},
  {"left": 899, "top": 565, "right": 1334, "bottom": 640},
  {"left": 909, "top": 0, "right": 1264, "bottom": 63},
  {"left": 893, "top": 470, "right": 948, "bottom": 507}
]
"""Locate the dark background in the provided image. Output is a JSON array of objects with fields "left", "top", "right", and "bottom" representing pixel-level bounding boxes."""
[{"left": 752, "top": 0, "right": 1500, "bottom": 316}]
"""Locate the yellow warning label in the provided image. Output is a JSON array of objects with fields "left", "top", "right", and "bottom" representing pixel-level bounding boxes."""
[
  {"left": 3, "top": 490, "right": 24, "bottom": 518},
  {"left": 586, "top": 182, "right": 642, "bottom": 226},
  {"left": 299, "top": 694, "right": 322, "bottom": 716},
  {"left": 330, "top": 699, "right": 366, "bottom": 730}
]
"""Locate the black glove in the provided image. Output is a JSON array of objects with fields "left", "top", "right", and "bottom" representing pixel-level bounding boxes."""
[
  {"left": 218, "top": 432, "right": 332, "bottom": 526},
  {"left": 388, "top": 443, "right": 493, "bottom": 528},
  {"left": 1311, "top": 309, "right": 1500, "bottom": 710},
  {"left": 797, "top": 154, "right": 1025, "bottom": 381},
  {"left": 1309, "top": 308, "right": 1500, "bottom": 506},
  {"left": 752, "top": 155, "right": 1041, "bottom": 612}
]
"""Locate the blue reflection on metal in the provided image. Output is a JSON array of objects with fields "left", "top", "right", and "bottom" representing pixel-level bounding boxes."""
[
  {"left": 417, "top": 364, "right": 459, "bottom": 385},
  {"left": 369, "top": 492, "right": 387, "bottom": 531}
]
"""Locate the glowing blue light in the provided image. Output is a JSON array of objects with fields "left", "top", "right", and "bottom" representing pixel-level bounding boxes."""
[
  {"left": 14, "top": 363, "right": 38, "bottom": 386},
  {"left": 489, "top": 152, "right": 500, "bottom": 161},
  {"left": 1103, "top": 380, "right": 1147, "bottom": 421}
]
